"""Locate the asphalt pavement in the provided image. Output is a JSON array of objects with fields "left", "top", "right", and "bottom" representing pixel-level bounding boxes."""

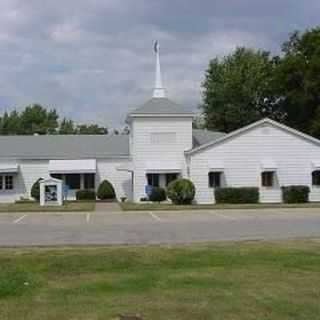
[{"left": 0, "top": 208, "right": 320, "bottom": 246}]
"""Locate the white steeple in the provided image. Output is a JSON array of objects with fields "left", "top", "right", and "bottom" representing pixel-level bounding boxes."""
[{"left": 153, "top": 40, "right": 166, "bottom": 98}]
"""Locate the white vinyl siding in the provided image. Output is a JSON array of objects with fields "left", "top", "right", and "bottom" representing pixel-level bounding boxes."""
[
  {"left": 0, "top": 158, "right": 133, "bottom": 203},
  {"left": 131, "top": 117, "right": 192, "bottom": 202},
  {"left": 190, "top": 123, "right": 320, "bottom": 204}
]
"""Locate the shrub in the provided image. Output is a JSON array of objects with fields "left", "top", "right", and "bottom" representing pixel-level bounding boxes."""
[
  {"left": 97, "top": 180, "right": 116, "bottom": 200},
  {"left": 282, "top": 185, "right": 310, "bottom": 203},
  {"left": 215, "top": 187, "right": 259, "bottom": 204},
  {"left": 76, "top": 189, "right": 96, "bottom": 201},
  {"left": 167, "top": 178, "right": 195, "bottom": 205},
  {"left": 31, "top": 178, "right": 43, "bottom": 201},
  {"left": 149, "top": 187, "right": 167, "bottom": 202}
]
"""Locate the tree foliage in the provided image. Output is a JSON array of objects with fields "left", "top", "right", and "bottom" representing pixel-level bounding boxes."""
[
  {"left": 31, "top": 178, "right": 43, "bottom": 201},
  {"left": 275, "top": 27, "right": 320, "bottom": 136},
  {"left": 201, "top": 26, "right": 320, "bottom": 138},
  {"left": 97, "top": 180, "right": 116, "bottom": 200},
  {"left": 201, "top": 47, "right": 280, "bottom": 133},
  {"left": 0, "top": 104, "right": 109, "bottom": 135},
  {"left": 167, "top": 179, "right": 195, "bottom": 205}
]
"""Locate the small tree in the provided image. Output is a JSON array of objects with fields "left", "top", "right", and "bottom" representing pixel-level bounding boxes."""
[
  {"left": 97, "top": 180, "right": 116, "bottom": 200},
  {"left": 31, "top": 178, "right": 43, "bottom": 201},
  {"left": 167, "top": 179, "right": 195, "bottom": 205}
]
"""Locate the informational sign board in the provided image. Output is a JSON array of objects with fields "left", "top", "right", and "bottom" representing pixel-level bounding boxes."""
[
  {"left": 45, "top": 185, "right": 58, "bottom": 202},
  {"left": 40, "top": 178, "right": 63, "bottom": 206}
]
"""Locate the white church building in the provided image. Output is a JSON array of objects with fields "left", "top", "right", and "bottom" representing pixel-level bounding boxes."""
[{"left": 1, "top": 44, "right": 320, "bottom": 204}]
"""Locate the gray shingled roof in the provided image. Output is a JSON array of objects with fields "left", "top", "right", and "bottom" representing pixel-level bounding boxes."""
[
  {"left": 0, "top": 135, "right": 130, "bottom": 159},
  {"left": 0, "top": 129, "right": 225, "bottom": 160},
  {"left": 129, "top": 97, "right": 194, "bottom": 116},
  {"left": 192, "top": 129, "right": 226, "bottom": 148}
]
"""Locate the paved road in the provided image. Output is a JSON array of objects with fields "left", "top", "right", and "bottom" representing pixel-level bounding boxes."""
[{"left": 0, "top": 208, "right": 320, "bottom": 246}]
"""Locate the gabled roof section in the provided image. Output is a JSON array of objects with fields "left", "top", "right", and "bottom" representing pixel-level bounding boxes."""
[
  {"left": 186, "top": 118, "right": 320, "bottom": 155},
  {"left": 192, "top": 129, "right": 226, "bottom": 148},
  {"left": 128, "top": 97, "right": 194, "bottom": 118},
  {"left": 0, "top": 134, "right": 130, "bottom": 160}
]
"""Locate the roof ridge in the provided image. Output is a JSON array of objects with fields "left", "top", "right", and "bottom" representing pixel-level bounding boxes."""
[{"left": 128, "top": 97, "right": 194, "bottom": 117}]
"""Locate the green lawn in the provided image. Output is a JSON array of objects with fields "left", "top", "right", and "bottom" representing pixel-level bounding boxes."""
[
  {"left": 0, "top": 240, "right": 320, "bottom": 319},
  {"left": 0, "top": 201, "right": 95, "bottom": 212},
  {"left": 120, "top": 201, "right": 320, "bottom": 211}
]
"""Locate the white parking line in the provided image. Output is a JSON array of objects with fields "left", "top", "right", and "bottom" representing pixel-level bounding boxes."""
[
  {"left": 211, "top": 212, "right": 236, "bottom": 220},
  {"left": 149, "top": 211, "right": 161, "bottom": 221},
  {"left": 86, "top": 213, "right": 90, "bottom": 223},
  {"left": 13, "top": 214, "right": 28, "bottom": 224}
]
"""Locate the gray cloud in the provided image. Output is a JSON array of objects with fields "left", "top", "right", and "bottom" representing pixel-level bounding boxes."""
[{"left": 0, "top": 0, "right": 319, "bottom": 128}]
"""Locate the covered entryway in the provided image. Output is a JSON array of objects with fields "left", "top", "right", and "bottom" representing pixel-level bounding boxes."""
[
  {"left": 145, "top": 161, "right": 182, "bottom": 188},
  {"left": 49, "top": 159, "right": 96, "bottom": 199}
]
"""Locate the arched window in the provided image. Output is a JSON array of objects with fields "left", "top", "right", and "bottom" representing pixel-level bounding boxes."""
[{"left": 312, "top": 170, "right": 320, "bottom": 186}]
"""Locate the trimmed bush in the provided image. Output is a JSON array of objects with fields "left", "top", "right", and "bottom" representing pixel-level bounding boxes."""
[
  {"left": 282, "top": 185, "right": 310, "bottom": 203},
  {"left": 167, "top": 179, "right": 195, "bottom": 205},
  {"left": 76, "top": 189, "right": 96, "bottom": 201},
  {"left": 215, "top": 187, "right": 259, "bottom": 204},
  {"left": 149, "top": 187, "right": 167, "bottom": 202},
  {"left": 97, "top": 180, "right": 116, "bottom": 200},
  {"left": 31, "top": 178, "right": 43, "bottom": 201}
]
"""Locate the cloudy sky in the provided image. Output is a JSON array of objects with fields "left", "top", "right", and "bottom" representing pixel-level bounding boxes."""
[{"left": 0, "top": 0, "right": 319, "bottom": 128}]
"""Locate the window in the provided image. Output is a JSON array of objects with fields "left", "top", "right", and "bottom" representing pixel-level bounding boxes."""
[
  {"left": 312, "top": 170, "right": 320, "bottom": 186},
  {"left": 166, "top": 173, "right": 178, "bottom": 186},
  {"left": 0, "top": 176, "right": 14, "bottom": 190},
  {"left": 261, "top": 171, "right": 274, "bottom": 187},
  {"left": 150, "top": 132, "right": 176, "bottom": 144},
  {"left": 65, "top": 174, "right": 81, "bottom": 190},
  {"left": 84, "top": 174, "right": 95, "bottom": 189},
  {"left": 208, "top": 172, "right": 221, "bottom": 188},
  {"left": 3, "top": 175, "right": 13, "bottom": 190},
  {"left": 147, "top": 173, "right": 159, "bottom": 187}
]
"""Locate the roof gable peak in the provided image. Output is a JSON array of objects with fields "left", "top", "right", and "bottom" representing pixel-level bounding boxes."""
[{"left": 187, "top": 118, "right": 320, "bottom": 155}]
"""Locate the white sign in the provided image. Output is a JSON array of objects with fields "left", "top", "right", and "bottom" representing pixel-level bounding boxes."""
[{"left": 40, "top": 178, "right": 63, "bottom": 206}]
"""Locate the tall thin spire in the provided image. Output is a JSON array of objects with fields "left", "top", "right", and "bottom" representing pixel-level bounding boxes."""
[{"left": 153, "top": 40, "right": 166, "bottom": 98}]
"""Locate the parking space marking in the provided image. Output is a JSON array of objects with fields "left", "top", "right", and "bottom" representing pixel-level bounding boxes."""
[
  {"left": 86, "top": 213, "right": 90, "bottom": 223},
  {"left": 211, "top": 212, "right": 237, "bottom": 220},
  {"left": 149, "top": 211, "right": 161, "bottom": 221},
  {"left": 13, "top": 214, "right": 28, "bottom": 224}
]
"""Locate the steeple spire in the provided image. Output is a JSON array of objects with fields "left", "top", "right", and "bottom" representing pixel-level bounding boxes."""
[{"left": 153, "top": 40, "right": 166, "bottom": 98}]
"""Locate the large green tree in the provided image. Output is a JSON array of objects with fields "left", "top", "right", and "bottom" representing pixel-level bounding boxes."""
[
  {"left": 19, "top": 104, "right": 59, "bottom": 134},
  {"left": 201, "top": 47, "right": 281, "bottom": 133},
  {"left": 275, "top": 27, "right": 320, "bottom": 137},
  {"left": 0, "top": 110, "right": 22, "bottom": 134}
]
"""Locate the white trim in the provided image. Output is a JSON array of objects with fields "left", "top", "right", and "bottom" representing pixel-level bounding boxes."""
[
  {"left": 49, "top": 159, "right": 96, "bottom": 174},
  {"left": 145, "top": 161, "right": 182, "bottom": 174},
  {"left": 186, "top": 118, "right": 320, "bottom": 155},
  {"left": 0, "top": 163, "right": 19, "bottom": 174}
]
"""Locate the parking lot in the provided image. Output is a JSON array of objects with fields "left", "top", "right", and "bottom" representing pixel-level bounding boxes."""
[{"left": 1, "top": 208, "right": 320, "bottom": 246}]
